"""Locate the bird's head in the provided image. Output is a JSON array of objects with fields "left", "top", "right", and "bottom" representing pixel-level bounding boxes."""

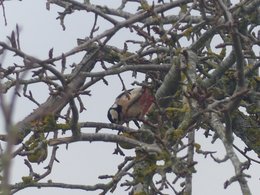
[{"left": 107, "top": 104, "right": 122, "bottom": 124}]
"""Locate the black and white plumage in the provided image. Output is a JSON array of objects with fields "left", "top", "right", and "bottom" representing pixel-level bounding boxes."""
[{"left": 107, "top": 87, "right": 154, "bottom": 127}]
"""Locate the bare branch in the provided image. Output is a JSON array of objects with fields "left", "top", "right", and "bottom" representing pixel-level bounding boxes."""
[
  {"left": 48, "top": 132, "right": 161, "bottom": 153},
  {"left": 209, "top": 113, "right": 251, "bottom": 195}
]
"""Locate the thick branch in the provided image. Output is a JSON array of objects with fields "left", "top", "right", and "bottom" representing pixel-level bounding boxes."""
[
  {"left": 11, "top": 182, "right": 108, "bottom": 194},
  {"left": 10, "top": 50, "right": 98, "bottom": 143},
  {"left": 209, "top": 113, "right": 251, "bottom": 195},
  {"left": 82, "top": 64, "right": 171, "bottom": 77},
  {"left": 48, "top": 132, "right": 161, "bottom": 154}
]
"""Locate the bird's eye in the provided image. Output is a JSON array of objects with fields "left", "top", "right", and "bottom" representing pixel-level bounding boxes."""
[{"left": 112, "top": 117, "right": 118, "bottom": 123}]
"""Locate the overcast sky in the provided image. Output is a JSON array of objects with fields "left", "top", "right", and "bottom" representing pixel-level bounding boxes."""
[{"left": 0, "top": 1, "right": 259, "bottom": 195}]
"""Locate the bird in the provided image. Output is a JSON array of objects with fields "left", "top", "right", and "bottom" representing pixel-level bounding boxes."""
[{"left": 107, "top": 87, "right": 154, "bottom": 128}]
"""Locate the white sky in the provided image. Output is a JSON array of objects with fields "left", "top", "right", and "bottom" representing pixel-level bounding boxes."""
[{"left": 0, "top": 0, "right": 259, "bottom": 195}]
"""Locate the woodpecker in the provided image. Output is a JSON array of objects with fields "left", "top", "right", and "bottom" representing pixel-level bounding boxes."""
[{"left": 107, "top": 87, "right": 154, "bottom": 128}]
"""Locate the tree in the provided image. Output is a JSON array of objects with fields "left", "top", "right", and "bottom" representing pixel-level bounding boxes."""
[{"left": 0, "top": 0, "right": 259, "bottom": 195}]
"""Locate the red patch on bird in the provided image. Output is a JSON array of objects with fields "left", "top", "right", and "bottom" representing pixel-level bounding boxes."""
[{"left": 139, "top": 88, "right": 154, "bottom": 116}]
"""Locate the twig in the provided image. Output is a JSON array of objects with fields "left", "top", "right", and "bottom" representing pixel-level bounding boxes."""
[
  {"left": 232, "top": 144, "right": 260, "bottom": 164},
  {"left": 0, "top": 0, "right": 7, "bottom": 25},
  {"left": 90, "top": 13, "right": 98, "bottom": 38},
  {"left": 69, "top": 99, "right": 80, "bottom": 137}
]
